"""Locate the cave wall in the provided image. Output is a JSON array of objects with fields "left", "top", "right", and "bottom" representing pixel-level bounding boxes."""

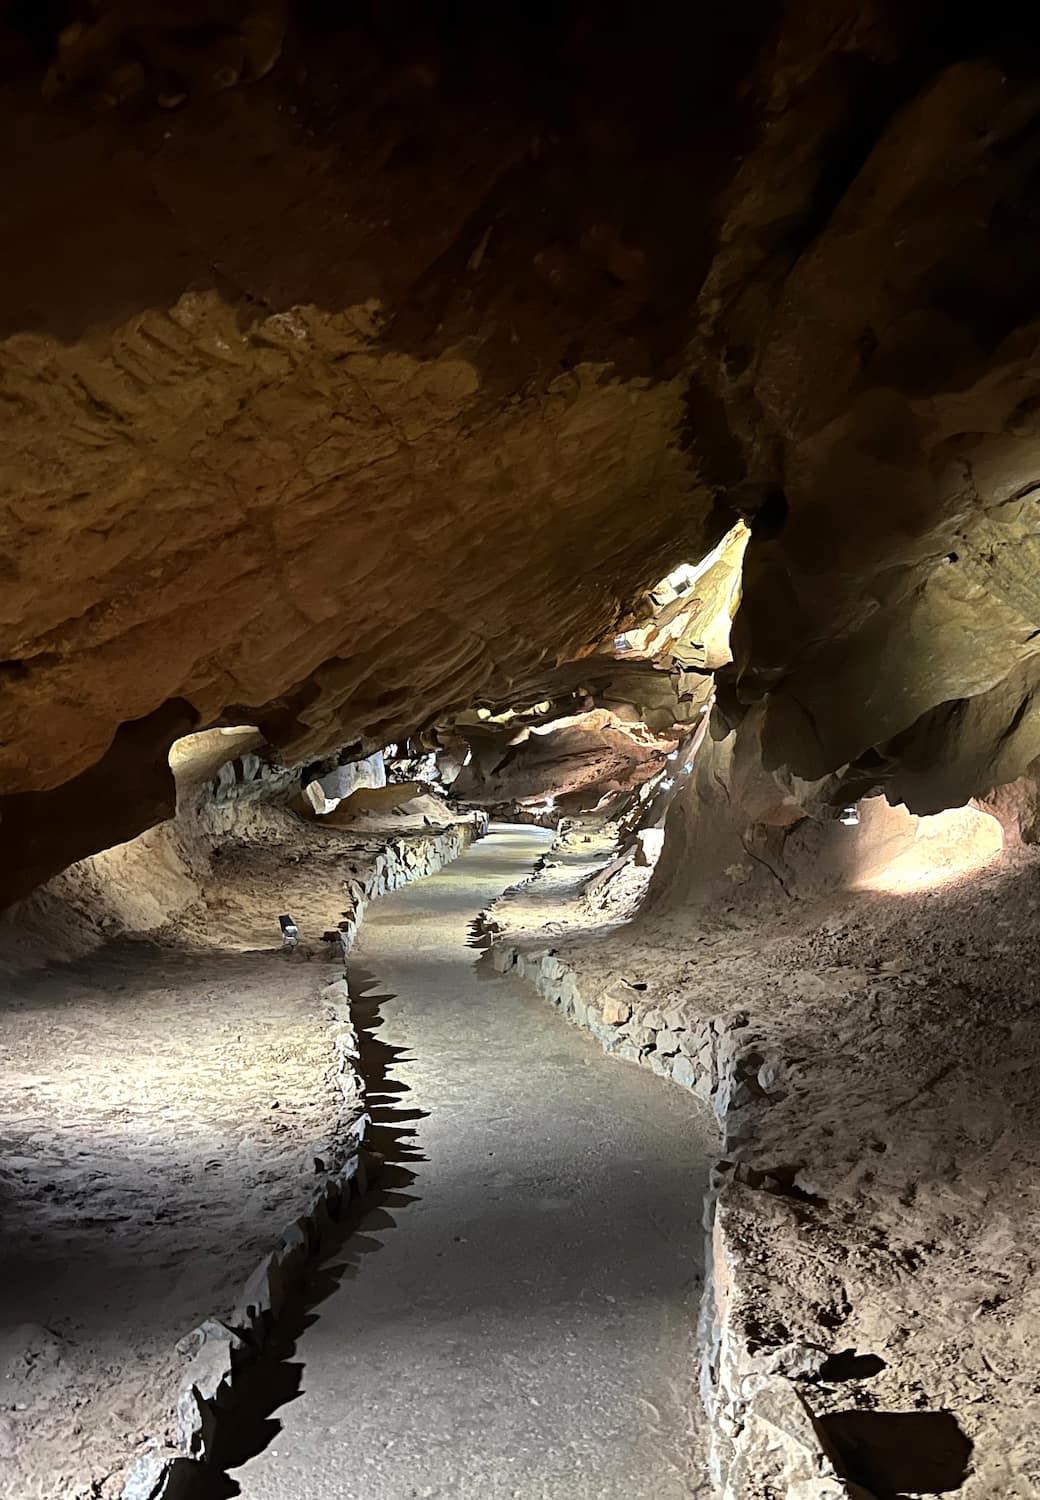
[
  {"left": 3, "top": 2, "right": 1040, "bottom": 897},
  {"left": 644, "top": 704, "right": 1006, "bottom": 926},
  {"left": 0, "top": 728, "right": 277, "bottom": 969},
  {"left": 700, "top": 9, "right": 1040, "bottom": 802}
]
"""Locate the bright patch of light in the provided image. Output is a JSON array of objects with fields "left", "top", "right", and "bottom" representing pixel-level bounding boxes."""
[
  {"left": 854, "top": 805, "right": 1003, "bottom": 894},
  {"left": 304, "top": 779, "right": 331, "bottom": 814},
  {"left": 639, "top": 828, "right": 666, "bottom": 863},
  {"left": 615, "top": 522, "right": 750, "bottom": 660}
]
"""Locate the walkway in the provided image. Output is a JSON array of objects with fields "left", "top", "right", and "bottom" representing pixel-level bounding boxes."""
[{"left": 233, "top": 825, "right": 713, "bottom": 1500}]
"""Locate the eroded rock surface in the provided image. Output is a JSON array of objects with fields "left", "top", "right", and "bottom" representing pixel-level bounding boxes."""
[
  {"left": 5, "top": 4, "right": 1040, "bottom": 893},
  {"left": 453, "top": 706, "right": 676, "bottom": 813}
]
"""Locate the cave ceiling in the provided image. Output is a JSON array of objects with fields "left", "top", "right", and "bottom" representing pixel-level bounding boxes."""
[{"left": 2, "top": 1, "right": 1040, "bottom": 898}]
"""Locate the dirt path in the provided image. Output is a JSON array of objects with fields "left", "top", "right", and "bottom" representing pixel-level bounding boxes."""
[{"left": 233, "top": 825, "right": 714, "bottom": 1500}]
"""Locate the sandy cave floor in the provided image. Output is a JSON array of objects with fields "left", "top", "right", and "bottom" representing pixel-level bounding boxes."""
[
  {"left": 0, "top": 812, "right": 454, "bottom": 1500},
  {"left": 493, "top": 824, "right": 1040, "bottom": 1499}
]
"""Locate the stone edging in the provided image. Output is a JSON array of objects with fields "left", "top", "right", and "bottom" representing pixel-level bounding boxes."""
[
  {"left": 120, "top": 816, "right": 486, "bottom": 1500},
  {"left": 485, "top": 928, "right": 855, "bottom": 1500}
]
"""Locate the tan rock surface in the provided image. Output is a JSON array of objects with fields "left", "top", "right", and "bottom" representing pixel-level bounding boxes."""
[{"left": 4, "top": 2, "right": 1040, "bottom": 890}]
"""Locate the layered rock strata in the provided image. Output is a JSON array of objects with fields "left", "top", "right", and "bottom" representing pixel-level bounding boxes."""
[{"left": 5, "top": 5, "right": 1040, "bottom": 895}]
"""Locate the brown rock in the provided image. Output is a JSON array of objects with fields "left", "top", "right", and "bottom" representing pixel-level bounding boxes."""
[{"left": 601, "top": 993, "right": 633, "bottom": 1027}]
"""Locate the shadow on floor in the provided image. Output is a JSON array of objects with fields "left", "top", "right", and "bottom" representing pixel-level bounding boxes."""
[
  {"left": 186, "top": 965, "right": 429, "bottom": 1497},
  {"left": 817, "top": 1408, "right": 974, "bottom": 1499}
]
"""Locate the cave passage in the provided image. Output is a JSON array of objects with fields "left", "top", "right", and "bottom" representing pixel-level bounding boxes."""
[
  {"left": 233, "top": 826, "right": 714, "bottom": 1500},
  {"left": 8, "top": 4, "right": 1040, "bottom": 1493}
]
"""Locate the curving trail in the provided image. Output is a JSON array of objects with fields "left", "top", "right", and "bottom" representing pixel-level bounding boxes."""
[{"left": 234, "top": 825, "right": 713, "bottom": 1500}]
